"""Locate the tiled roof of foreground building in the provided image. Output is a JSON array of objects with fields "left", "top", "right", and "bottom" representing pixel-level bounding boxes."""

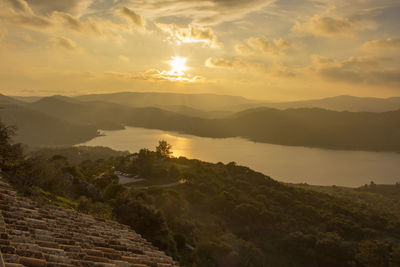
[{"left": 0, "top": 180, "right": 179, "bottom": 267}]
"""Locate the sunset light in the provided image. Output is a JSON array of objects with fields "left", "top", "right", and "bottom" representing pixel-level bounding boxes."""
[
  {"left": 168, "top": 57, "right": 188, "bottom": 76},
  {"left": 0, "top": 1, "right": 400, "bottom": 265}
]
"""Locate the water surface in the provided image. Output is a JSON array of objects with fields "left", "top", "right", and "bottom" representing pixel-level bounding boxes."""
[{"left": 79, "top": 127, "right": 400, "bottom": 187}]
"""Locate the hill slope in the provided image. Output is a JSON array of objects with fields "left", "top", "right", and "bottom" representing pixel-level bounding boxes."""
[
  {"left": 75, "top": 92, "right": 258, "bottom": 111},
  {"left": 0, "top": 104, "right": 98, "bottom": 146},
  {"left": 3, "top": 95, "right": 400, "bottom": 151},
  {"left": 261, "top": 95, "right": 400, "bottom": 112},
  {"left": 4, "top": 143, "right": 400, "bottom": 267}
]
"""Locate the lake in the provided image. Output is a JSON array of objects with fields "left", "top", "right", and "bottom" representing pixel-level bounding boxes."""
[{"left": 79, "top": 126, "right": 400, "bottom": 187}]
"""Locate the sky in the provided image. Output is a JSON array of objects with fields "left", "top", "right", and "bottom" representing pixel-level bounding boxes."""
[{"left": 0, "top": 0, "right": 399, "bottom": 101}]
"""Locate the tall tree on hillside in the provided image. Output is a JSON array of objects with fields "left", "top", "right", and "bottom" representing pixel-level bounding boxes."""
[
  {"left": 0, "top": 121, "right": 23, "bottom": 172},
  {"left": 156, "top": 140, "right": 172, "bottom": 158}
]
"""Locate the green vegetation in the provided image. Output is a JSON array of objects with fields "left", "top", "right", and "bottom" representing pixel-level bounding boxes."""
[
  {"left": 29, "top": 146, "right": 129, "bottom": 164},
  {"left": 292, "top": 182, "right": 400, "bottom": 216},
  {"left": 1, "top": 120, "right": 400, "bottom": 266}
]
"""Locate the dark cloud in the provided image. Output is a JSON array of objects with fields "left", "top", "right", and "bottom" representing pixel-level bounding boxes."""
[
  {"left": 122, "top": 0, "right": 275, "bottom": 25},
  {"left": 312, "top": 55, "right": 400, "bottom": 86},
  {"left": 120, "top": 7, "right": 144, "bottom": 28},
  {"left": 4, "top": 0, "right": 33, "bottom": 14},
  {"left": 24, "top": 0, "right": 92, "bottom": 15},
  {"left": 6, "top": 14, "right": 53, "bottom": 28}
]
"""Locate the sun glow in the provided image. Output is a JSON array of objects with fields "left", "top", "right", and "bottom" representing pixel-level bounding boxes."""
[
  {"left": 168, "top": 57, "right": 188, "bottom": 76},
  {"left": 157, "top": 56, "right": 202, "bottom": 82}
]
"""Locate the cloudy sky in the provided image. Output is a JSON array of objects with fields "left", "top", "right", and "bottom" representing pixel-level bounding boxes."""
[{"left": 0, "top": 0, "right": 399, "bottom": 100}]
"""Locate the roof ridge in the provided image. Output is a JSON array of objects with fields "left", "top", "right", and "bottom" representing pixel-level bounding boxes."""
[{"left": 0, "top": 179, "right": 178, "bottom": 267}]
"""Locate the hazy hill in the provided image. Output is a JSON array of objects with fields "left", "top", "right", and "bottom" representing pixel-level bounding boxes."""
[
  {"left": 8, "top": 95, "right": 42, "bottom": 103},
  {"left": 0, "top": 94, "right": 24, "bottom": 106},
  {"left": 0, "top": 104, "right": 98, "bottom": 146},
  {"left": 3, "top": 93, "right": 400, "bottom": 151},
  {"left": 99, "top": 105, "right": 400, "bottom": 152},
  {"left": 222, "top": 108, "right": 400, "bottom": 150},
  {"left": 262, "top": 95, "right": 400, "bottom": 112},
  {"left": 27, "top": 96, "right": 201, "bottom": 131},
  {"left": 154, "top": 104, "right": 232, "bottom": 118},
  {"left": 27, "top": 96, "right": 133, "bottom": 129},
  {"left": 74, "top": 92, "right": 259, "bottom": 111}
]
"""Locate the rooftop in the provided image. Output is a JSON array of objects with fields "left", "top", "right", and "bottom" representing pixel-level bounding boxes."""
[{"left": 0, "top": 180, "right": 178, "bottom": 267}]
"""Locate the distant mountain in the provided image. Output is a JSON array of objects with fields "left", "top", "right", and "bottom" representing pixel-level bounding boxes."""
[
  {"left": 26, "top": 96, "right": 196, "bottom": 130},
  {"left": 261, "top": 95, "right": 400, "bottom": 112},
  {"left": 2, "top": 93, "right": 400, "bottom": 151},
  {"left": 0, "top": 94, "right": 24, "bottom": 106},
  {"left": 75, "top": 92, "right": 259, "bottom": 111},
  {"left": 154, "top": 105, "right": 232, "bottom": 118},
  {"left": 115, "top": 107, "right": 400, "bottom": 152},
  {"left": 223, "top": 108, "right": 400, "bottom": 151},
  {"left": 0, "top": 104, "right": 98, "bottom": 146}
]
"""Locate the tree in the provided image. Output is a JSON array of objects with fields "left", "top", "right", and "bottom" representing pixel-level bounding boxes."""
[
  {"left": 156, "top": 140, "right": 172, "bottom": 158},
  {"left": 0, "top": 121, "right": 24, "bottom": 172}
]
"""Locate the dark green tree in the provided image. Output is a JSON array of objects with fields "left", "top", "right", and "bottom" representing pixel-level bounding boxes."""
[{"left": 156, "top": 140, "right": 172, "bottom": 158}]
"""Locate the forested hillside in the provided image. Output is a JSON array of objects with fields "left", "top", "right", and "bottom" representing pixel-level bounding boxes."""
[{"left": 1, "top": 121, "right": 400, "bottom": 267}]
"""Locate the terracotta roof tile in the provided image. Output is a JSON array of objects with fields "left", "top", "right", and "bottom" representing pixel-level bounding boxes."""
[{"left": 0, "top": 181, "right": 179, "bottom": 267}]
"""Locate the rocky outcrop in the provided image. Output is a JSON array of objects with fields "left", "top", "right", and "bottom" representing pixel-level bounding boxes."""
[{"left": 0, "top": 180, "right": 178, "bottom": 267}]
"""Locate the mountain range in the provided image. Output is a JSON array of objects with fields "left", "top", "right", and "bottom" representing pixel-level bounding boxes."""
[{"left": 1, "top": 92, "right": 400, "bottom": 151}]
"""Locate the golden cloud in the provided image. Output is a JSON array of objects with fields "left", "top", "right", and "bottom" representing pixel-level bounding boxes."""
[
  {"left": 205, "top": 57, "right": 294, "bottom": 77},
  {"left": 49, "top": 36, "right": 79, "bottom": 51},
  {"left": 362, "top": 38, "right": 400, "bottom": 51},
  {"left": 104, "top": 70, "right": 204, "bottom": 83},
  {"left": 156, "top": 23, "right": 220, "bottom": 47},
  {"left": 292, "top": 15, "right": 375, "bottom": 37},
  {"left": 236, "top": 37, "right": 290, "bottom": 55}
]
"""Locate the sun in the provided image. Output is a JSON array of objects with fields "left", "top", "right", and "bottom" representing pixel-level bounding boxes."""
[{"left": 168, "top": 57, "right": 188, "bottom": 76}]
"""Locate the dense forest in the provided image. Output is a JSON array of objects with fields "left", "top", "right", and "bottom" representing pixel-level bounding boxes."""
[
  {"left": 1, "top": 120, "right": 400, "bottom": 267},
  {"left": 1, "top": 94, "right": 400, "bottom": 151}
]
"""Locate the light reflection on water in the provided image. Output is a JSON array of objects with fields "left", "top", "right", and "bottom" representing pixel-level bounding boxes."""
[{"left": 79, "top": 126, "right": 400, "bottom": 187}]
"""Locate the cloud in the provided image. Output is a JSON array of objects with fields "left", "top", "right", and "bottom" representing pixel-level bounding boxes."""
[
  {"left": 120, "top": 7, "right": 145, "bottom": 29},
  {"left": 122, "top": 0, "right": 275, "bottom": 25},
  {"left": 311, "top": 55, "right": 400, "bottom": 86},
  {"left": 1, "top": 0, "right": 54, "bottom": 29},
  {"left": 156, "top": 23, "right": 220, "bottom": 47},
  {"left": 235, "top": 36, "right": 290, "bottom": 55},
  {"left": 49, "top": 36, "right": 78, "bottom": 51},
  {"left": 104, "top": 69, "right": 204, "bottom": 83},
  {"left": 362, "top": 38, "right": 400, "bottom": 51},
  {"left": 292, "top": 15, "right": 375, "bottom": 37},
  {"left": 53, "top": 11, "right": 83, "bottom": 31},
  {"left": 205, "top": 57, "right": 294, "bottom": 77},
  {"left": 24, "top": 0, "right": 92, "bottom": 16},
  {"left": 4, "top": 0, "right": 33, "bottom": 15},
  {"left": 4, "top": 14, "right": 54, "bottom": 29}
]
